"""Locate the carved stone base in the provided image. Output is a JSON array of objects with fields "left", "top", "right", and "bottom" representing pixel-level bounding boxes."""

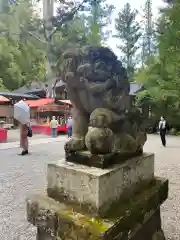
[
  {"left": 152, "top": 229, "right": 166, "bottom": 240},
  {"left": 65, "top": 149, "right": 143, "bottom": 169},
  {"left": 131, "top": 209, "right": 165, "bottom": 240},
  {"left": 47, "top": 153, "right": 154, "bottom": 215},
  {"left": 36, "top": 228, "right": 52, "bottom": 240},
  {"left": 35, "top": 210, "right": 166, "bottom": 240},
  {"left": 26, "top": 177, "right": 168, "bottom": 240}
]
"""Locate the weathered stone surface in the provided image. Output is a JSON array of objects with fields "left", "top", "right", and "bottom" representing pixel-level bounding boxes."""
[
  {"left": 36, "top": 228, "right": 52, "bottom": 240},
  {"left": 26, "top": 194, "right": 110, "bottom": 239},
  {"left": 62, "top": 46, "right": 147, "bottom": 155},
  {"left": 66, "top": 149, "right": 143, "bottom": 169},
  {"left": 152, "top": 229, "right": 166, "bottom": 240},
  {"left": 26, "top": 177, "right": 168, "bottom": 239},
  {"left": 127, "top": 209, "right": 164, "bottom": 240},
  {"left": 47, "top": 153, "right": 154, "bottom": 215}
]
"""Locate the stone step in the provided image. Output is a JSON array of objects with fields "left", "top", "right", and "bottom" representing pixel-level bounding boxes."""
[{"left": 26, "top": 177, "right": 168, "bottom": 240}]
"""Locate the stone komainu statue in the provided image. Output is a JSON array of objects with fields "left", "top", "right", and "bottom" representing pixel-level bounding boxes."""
[{"left": 62, "top": 46, "right": 147, "bottom": 155}]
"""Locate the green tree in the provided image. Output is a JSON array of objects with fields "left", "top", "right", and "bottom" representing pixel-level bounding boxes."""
[
  {"left": 114, "top": 3, "right": 142, "bottom": 80},
  {"left": 52, "top": 14, "right": 88, "bottom": 72},
  {"left": 84, "top": 0, "right": 114, "bottom": 46},
  {"left": 38, "top": 0, "right": 90, "bottom": 79},
  {"left": 140, "top": 0, "right": 157, "bottom": 66},
  {"left": 0, "top": 37, "right": 23, "bottom": 90},
  {"left": 0, "top": 78, "right": 9, "bottom": 92},
  {"left": 135, "top": 0, "right": 180, "bottom": 125},
  {"left": 0, "top": 0, "right": 46, "bottom": 90}
]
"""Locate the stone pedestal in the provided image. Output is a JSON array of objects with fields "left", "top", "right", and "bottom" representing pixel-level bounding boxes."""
[
  {"left": 26, "top": 153, "right": 168, "bottom": 239},
  {"left": 47, "top": 153, "right": 154, "bottom": 215},
  {"left": 36, "top": 228, "right": 52, "bottom": 240}
]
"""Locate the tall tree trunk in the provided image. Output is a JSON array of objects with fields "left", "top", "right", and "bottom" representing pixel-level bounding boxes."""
[{"left": 43, "top": 0, "right": 54, "bottom": 81}]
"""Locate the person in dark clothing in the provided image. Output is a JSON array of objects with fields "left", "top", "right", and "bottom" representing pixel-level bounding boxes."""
[{"left": 158, "top": 116, "right": 167, "bottom": 147}]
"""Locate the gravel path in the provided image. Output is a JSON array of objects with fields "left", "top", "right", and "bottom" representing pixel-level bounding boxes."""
[
  {"left": 0, "top": 139, "right": 65, "bottom": 240},
  {"left": 0, "top": 134, "right": 179, "bottom": 239},
  {"left": 144, "top": 134, "right": 180, "bottom": 240}
]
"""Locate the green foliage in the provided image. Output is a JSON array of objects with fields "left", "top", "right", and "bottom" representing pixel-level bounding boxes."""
[
  {"left": 87, "top": 21, "right": 101, "bottom": 46},
  {"left": 83, "top": 0, "right": 115, "bottom": 46},
  {"left": 0, "top": 78, "right": 9, "bottom": 92},
  {"left": 114, "top": 3, "right": 142, "bottom": 80},
  {"left": 40, "top": 0, "right": 90, "bottom": 75},
  {"left": 140, "top": 0, "right": 157, "bottom": 64},
  {"left": 0, "top": 0, "right": 46, "bottom": 90},
  {"left": 49, "top": 0, "right": 115, "bottom": 70},
  {"left": 0, "top": 0, "right": 115, "bottom": 90},
  {"left": 135, "top": 0, "right": 180, "bottom": 126},
  {"left": 51, "top": 14, "right": 88, "bottom": 72},
  {"left": 169, "top": 128, "right": 177, "bottom": 135}
]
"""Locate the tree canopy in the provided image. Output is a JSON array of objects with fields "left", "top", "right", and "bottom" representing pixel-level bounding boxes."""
[
  {"left": 0, "top": 0, "right": 46, "bottom": 90},
  {"left": 1, "top": 0, "right": 180, "bottom": 129},
  {"left": 42, "top": 0, "right": 115, "bottom": 74},
  {"left": 135, "top": 0, "right": 180, "bottom": 125},
  {"left": 0, "top": 0, "right": 115, "bottom": 90},
  {"left": 114, "top": 3, "right": 142, "bottom": 80},
  {"left": 83, "top": 0, "right": 114, "bottom": 46}
]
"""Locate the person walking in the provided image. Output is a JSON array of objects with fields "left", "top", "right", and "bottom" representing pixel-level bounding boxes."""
[
  {"left": 67, "top": 116, "right": 73, "bottom": 138},
  {"left": 50, "top": 116, "right": 59, "bottom": 137},
  {"left": 158, "top": 116, "right": 167, "bottom": 147},
  {"left": 20, "top": 123, "right": 29, "bottom": 155}
]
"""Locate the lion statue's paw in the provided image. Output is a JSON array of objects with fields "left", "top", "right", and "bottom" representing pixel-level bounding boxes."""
[{"left": 64, "top": 138, "right": 85, "bottom": 152}]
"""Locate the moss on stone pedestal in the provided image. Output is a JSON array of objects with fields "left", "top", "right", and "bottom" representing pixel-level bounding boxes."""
[
  {"left": 27, "top": 194, "right": 110, "bottom": 239},
  {"left": 101, "top": 177, "right": 168, "bottom": 239},
  {"left": 26, "top": 177, "right": 168, "bottom": 239}
]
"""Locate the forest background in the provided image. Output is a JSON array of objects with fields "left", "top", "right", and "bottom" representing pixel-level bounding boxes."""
[{"left": 0, "top": 0, "right": 180, "bottom": 132}]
